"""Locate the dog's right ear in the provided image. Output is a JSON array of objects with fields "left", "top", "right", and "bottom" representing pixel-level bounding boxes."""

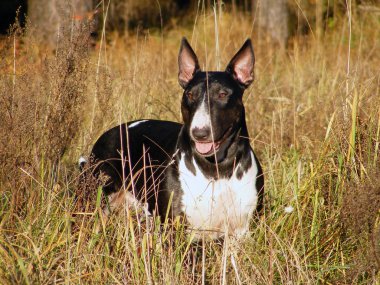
[
  {"left": 226, "top": 39, "right": 255, "bottom": 89},
  {"left": 178, "top": 38, "right": 200, "bottom": 89}
]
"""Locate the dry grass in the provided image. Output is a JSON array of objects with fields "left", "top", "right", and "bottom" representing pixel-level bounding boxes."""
[{"left": 0, "top": 4, "right": 380, "bottom": 285}]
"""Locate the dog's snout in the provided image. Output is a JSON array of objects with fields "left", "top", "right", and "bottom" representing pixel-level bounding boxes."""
[{"left": 192, "top": 127, "right": 211, "bottom": 141}]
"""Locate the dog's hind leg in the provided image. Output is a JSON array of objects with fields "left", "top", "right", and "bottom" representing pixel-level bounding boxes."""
[{"left": 104, "top": 188, "right": 150, "bottom": 218}]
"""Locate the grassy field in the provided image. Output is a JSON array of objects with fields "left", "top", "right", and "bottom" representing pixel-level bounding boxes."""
[{"left": 0, "top": 5, "right": 379, "bottom": 285}]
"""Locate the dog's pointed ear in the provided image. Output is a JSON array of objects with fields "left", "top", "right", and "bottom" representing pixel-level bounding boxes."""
[
  {"left": 226, "top": 39, "right": 255, "bottom": 88},
  {"left": 178, "top": 38, "right": 200, "bottom": 89}
]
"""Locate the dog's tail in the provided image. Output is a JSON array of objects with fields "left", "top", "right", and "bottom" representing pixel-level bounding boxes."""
[{"left": 78, "top": 156, "right": 88, "bottom": 171}]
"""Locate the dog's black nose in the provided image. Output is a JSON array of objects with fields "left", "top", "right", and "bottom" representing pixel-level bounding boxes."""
[{"left": 192, "top": 127, "right": 211, "bottom": 141}]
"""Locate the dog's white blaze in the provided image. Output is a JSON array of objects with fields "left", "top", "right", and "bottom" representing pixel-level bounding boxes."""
[
  {"left": 128, "top": 120, "right": 148, "bottom": 129},
  {"left": 179, "top": 152, "right": 258, "bottom": 239},
  {"left": 190, "top": 99, "right": 211, "bottom": 132}
]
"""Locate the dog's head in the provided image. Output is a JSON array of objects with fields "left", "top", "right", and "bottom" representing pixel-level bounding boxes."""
[{"left": 178, "top": 38, "right": 255, "bottom": 160}]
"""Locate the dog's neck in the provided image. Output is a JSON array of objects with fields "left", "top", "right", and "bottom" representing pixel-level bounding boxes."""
[{"left": 177, "top": 116, "right": 251, "bottom": 179}]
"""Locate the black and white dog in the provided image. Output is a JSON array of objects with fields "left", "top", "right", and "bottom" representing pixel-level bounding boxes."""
[{"left": 83, "top": 38, "right": 264, "bottom": 239}]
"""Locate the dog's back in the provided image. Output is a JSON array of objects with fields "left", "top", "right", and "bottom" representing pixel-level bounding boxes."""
[{"left": 89, "top": 120, "right": 181, "bottom": 213}]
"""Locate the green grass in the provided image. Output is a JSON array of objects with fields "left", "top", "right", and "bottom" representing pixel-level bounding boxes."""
[{"left": 0, "top": 8, "right": 379, "bottom": 285}]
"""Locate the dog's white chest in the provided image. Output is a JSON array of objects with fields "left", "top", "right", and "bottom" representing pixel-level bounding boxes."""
[{"left": 178, "top": 152, "right": 258, "bottom": 239}]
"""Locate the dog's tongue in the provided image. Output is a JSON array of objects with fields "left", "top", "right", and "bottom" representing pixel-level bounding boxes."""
[{"left": 195, "top": 142, "right": 213, "bottom": 154}]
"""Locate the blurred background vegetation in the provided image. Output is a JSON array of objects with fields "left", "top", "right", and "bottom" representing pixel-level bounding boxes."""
[{"left": 0, "top": 0, "right": 379, "bottom": 46}]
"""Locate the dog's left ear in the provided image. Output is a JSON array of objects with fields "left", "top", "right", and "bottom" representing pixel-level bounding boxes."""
[
  {"left": 178, "top": 37, "right": 200, "bottom": 89},
  {"left": 226, "top": 39, "right": 255, "bottom": 88}
]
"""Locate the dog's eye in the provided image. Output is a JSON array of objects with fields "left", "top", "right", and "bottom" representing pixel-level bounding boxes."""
[
  {"left": 218, "top": 92, "right": 228, "bottom": 99},
  {"left": 187, "top": 91, "right": 193, "bottom": 101}
]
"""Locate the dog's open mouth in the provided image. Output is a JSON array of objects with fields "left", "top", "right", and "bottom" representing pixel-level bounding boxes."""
[
  {"left": 195, "top": 141, "right": 220, "bottom": 155},
  {"left": 194, "top": 126, "right": 233, "bottom": 156}
]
